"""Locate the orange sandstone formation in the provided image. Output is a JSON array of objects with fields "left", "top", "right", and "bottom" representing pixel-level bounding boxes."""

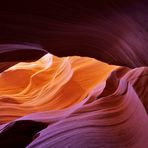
[{"left": 0, "top": 53, "right": 118, "bottom": 123}]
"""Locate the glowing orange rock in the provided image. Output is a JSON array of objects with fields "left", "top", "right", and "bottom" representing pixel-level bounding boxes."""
[{"left": 0, "top": 53, "right": 118, "bottom": 123}]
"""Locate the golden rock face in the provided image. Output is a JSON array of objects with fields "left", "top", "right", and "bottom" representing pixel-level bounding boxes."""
[{"left": 0, "top": 53, "right": 118, "bottom": 123}]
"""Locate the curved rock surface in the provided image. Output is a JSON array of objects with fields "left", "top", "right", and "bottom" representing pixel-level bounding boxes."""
[
  {"left": 0, "top": 0, "right": 148, "bottom": 148},
  {"left": 0, "top": 53, "right": 148, "bottom": 148},
  {"left": 0, "top": 1, "right": 148, "bottom": 67}
]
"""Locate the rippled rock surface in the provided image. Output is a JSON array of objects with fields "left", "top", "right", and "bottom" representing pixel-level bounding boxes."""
[{"left": 0, "top": 0, "right": 148, "bottom": 148}]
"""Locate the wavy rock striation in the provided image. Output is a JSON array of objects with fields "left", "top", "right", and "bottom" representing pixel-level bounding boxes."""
[{"left": 0, "top": 53, "right": 148, "bottom": 148}]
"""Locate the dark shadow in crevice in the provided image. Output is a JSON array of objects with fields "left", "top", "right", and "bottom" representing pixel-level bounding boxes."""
[{"left": 0, "top": 120, "right": 48, "bottom": 148}]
